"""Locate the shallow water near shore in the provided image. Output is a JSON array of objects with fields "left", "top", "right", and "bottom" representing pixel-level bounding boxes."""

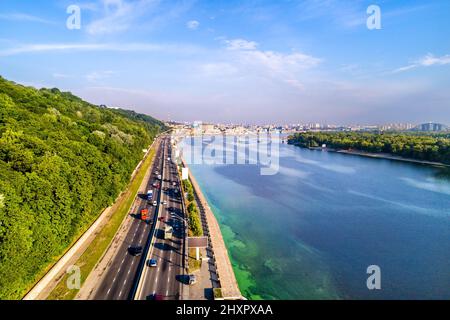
[{"left": 184, "top": 138, "right": 450, "bottom": 299}]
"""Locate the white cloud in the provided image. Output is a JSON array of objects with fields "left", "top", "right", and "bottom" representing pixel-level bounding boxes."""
[
  {"left": 86, "top": 0, "right": 157, "bottom": 35},
  {"left": 86, "top": 70, "right": 116, "bottom": 82},
  {"left": 0, "top": 13, "right": 56, "bottom": 26},
  {"left": 419, "top": 53, "right": 450, "bottom": 66},
  {"left": 0, "top": 13, "right": 54, "bottom": 24},
  {"left": 392, "top": 53, "right": 450, "bottom": 73},
  {"left": 201, "top": 63, "right": 238, "bottom": 77},
  {"left": 241, "top": 50, "right": 321, "bottom": 73},
  {"left": 212, "top": 38, "right": 322, "bottom": 90},
  {"left": 225, "top": 39, "right": 258, "bottom": 51},
  {"left": 186, "top": 20, "right": 200, "bottom": 30},
  {"left": 52, "top": 73, "right": 72, "bottom": 79},
  {"left": 0, "top": 42, "right": 201, "bottom": 56}
]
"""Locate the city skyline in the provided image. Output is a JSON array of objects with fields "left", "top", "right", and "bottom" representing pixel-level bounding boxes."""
[{"left": 1, "top": 0, "right": 450, "bottom": 124}]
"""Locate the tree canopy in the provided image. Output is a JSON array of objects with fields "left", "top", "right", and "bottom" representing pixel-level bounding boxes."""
[
  {"left": 0, "top": 76, "right": 165, "bottom": 299},
  {"left": 288, "top": 131, "right": 450, "bottom": 164}
]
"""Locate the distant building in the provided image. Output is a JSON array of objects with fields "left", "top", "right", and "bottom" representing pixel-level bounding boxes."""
[{"left": 412, "top": 123, "right": 449, "bottom": 132}]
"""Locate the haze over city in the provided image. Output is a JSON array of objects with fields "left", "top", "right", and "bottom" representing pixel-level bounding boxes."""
[{"left": 1, "top": 0, "right": 449, "bottom": 124}]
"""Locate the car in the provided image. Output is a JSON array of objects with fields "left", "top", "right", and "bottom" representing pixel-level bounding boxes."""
[
  {"left": 188, "top": 274, "right": 197, "bottom": 285},
  {"left": 129, "top": 246, "right": 143, "bottom": 256},
  {"left": 152, "top": 200, "right": 157, "bottom": 206},
  {"left": 158, "top": 217, "right": 165, "bottom": 222},
  {"left": 162, "top": 200, "right": 167, "bottom": 205},
  {"left": 147, "top": 259, "right": 157, "bottom": 267}
]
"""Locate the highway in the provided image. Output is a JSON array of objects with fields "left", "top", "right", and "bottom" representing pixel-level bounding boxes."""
[
  {"left": 92, "top": 138, "right": 165, "bottom": 300},
  {"left": 135, "top": 137, "right": 186, "bottom": 300}
]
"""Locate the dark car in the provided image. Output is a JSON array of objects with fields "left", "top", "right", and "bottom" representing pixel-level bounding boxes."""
[
  {"left": 146, "top": 294, "right": 165, "bottom": 300},
  {"left": 128, "top": 246, "right": 143, "bottom": 256}
]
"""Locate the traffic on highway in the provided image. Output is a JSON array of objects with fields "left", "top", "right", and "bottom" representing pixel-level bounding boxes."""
[{"left": 92, "top": 136, "right": 186, "bottom": 300}]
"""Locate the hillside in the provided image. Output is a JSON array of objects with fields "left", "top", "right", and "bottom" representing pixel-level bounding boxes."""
[{"left": 0, "top": 76, "right": 166, "bottom": 299}]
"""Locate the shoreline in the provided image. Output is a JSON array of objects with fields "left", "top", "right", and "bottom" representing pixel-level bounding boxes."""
[
  {"left": 333, "top": 150, "right": 449, "bottom": 167},
  {"left": 181, "top": 158, "right": 243, "bottom": 300},
  {"left": 291, "top": 144, "right": 449, "bottom": 168}
]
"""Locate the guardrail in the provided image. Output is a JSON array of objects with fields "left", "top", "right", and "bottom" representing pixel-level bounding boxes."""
[{"left": 176, "top": 155, "right": 189, "bottom": 300}]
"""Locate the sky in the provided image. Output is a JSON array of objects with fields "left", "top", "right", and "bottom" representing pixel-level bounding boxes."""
[{"left": 0, "top": 0, "right": 449, "bottom": 125}]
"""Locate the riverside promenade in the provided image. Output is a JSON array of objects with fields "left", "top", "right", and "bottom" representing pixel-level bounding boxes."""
[{"left": 182, "top": 159, "right": 243, "bottom": 300}]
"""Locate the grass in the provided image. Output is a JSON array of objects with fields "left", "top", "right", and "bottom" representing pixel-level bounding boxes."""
[
  {"left": 213, "top": 288, "right": 223, "bottom": 300},
  {"left": 46, "top": 145, "right": 157, "bottom": 300},
  {"left": 188, "top": 248, "right": 202, "bottom": 273},
  {"left": 180, "top": 175, "right": 203, "bottom": 237}
]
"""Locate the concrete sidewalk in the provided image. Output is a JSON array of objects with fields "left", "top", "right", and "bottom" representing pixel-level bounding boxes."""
[{"left": 182, "top": 159, "right": 242, "bottom": 300}]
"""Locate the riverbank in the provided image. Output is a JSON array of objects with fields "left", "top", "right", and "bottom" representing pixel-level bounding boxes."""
[
  {"left": 181, "top": 159, "right": 243, "bottom": 300},
  {"left": 332, "top": 149, "right": 449, "bottom": 167},
  {"left": 290, "top": 143, "right": 449, "bottom": 168}
]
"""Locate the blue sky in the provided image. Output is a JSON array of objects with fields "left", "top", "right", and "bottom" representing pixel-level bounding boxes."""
[{"left": 0, "top": 0, "right": 449, "bottom": 125}]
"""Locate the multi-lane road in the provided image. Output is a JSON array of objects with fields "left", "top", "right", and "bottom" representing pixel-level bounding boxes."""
[
  {"left": 135, "top": 138, "right": 186, "bottom": 300},
  {"left": 92, "top": 135, "right": 186, "bottom": 300}
]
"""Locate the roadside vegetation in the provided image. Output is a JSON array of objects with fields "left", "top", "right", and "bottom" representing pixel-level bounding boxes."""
[
  {"left": 181, "top": 178, "right": 203, "bottom": 237},
  {"left": 0, "top": 76, "right": 165, "bottom": 299},
  {"left": 288, "top": 132, "right": 450, "bottom": 164},
  {"left": 188, "top": 248, "right": 202, "bottom": 272},
  {"left": 47, "top": 146, "right": 157, "bottom": 300}
]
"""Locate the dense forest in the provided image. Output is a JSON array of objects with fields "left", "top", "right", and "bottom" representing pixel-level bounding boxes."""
[
  {"left": 288, "top": 132, "right": 450, "bottom": 164},
  {"left": 0, "top": 76, "right": 165, "bottom": 299}
]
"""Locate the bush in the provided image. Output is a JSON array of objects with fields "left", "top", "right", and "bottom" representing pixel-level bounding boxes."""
[{"left": 0, "top": 77, "right": 165, "bottom": 299}]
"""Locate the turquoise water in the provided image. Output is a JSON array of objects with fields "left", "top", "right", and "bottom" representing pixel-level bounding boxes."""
[{"left": 184, "top": 138, "right": 450, "bottom": 300}]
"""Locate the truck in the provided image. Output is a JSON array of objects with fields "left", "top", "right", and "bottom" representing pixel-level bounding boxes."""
[
  {"left": 164, "top": 226, "right": 173, "bottom": 240},
  {"left": 141, "top": 208, "right": 149, "bottom": 221},
  {"left": 147, "top": 190, "right": 153, "bottom": 200}
]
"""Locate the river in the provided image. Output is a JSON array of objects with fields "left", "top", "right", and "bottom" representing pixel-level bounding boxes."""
[{"left": 181, "top": 137, "right": 450, "bottom": 299}]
